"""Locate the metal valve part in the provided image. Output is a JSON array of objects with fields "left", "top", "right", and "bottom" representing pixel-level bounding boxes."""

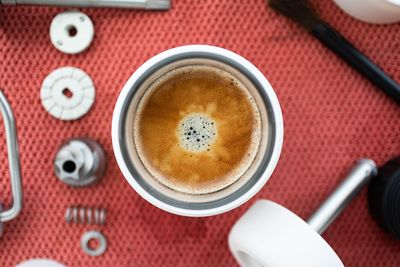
[{"left": 54, "top": 138, "right": 106, "bottom": 187}]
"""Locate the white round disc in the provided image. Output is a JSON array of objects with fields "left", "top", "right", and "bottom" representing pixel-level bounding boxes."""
[
  {"left": 50, "top": 11, "right": 94, "bottom": 54},
  {"left": 228, "top": 200, "right": 344, "bottom": 267},
  {"left": 16, "top": 259, "right": 66, "bottom": 267},
  {"left": 40, "top": 67, "right": 95, "bottom": 120}
]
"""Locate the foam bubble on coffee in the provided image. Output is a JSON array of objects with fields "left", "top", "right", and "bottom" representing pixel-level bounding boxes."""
[{"left": 178, "top": 113, "right": 217, "bottom": 153}]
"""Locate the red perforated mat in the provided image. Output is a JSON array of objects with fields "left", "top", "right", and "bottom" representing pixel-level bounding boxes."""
[{"left": 0, "top": 0, "right": 400, "bottom": 266}]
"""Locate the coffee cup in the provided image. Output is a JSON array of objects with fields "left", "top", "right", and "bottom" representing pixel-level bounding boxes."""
[{"left": 112, "top": 45, "right": 283, "bottom": 217}]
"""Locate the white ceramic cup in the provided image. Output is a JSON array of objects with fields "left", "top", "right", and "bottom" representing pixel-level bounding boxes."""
[
  {"left": 112, "top": 45, "right": 283, "bottom": 217},
  {"left": 333, "top": 0, "right": 400, "bottom": 24}
]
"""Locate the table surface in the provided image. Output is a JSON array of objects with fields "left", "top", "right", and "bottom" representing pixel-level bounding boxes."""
[{"left": 1, "top": 0, "right": 400, "bottom": 266}]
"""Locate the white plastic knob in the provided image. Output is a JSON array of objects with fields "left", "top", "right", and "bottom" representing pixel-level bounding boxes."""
[
  {"left": 50, "top": 11, "right": 94, "bottom": 54},
  {"left": 40, "top": 67, "right": 95, "bottom": 121},
  {"left": 228, "top": 200, "right": 344, "bottom": 267}
]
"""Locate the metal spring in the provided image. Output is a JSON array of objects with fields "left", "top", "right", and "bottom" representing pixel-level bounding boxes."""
[{"left": 65, "top": 206, "right": 106, "bottom": 225}]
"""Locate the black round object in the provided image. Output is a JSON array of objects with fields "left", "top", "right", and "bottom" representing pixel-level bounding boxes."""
[{"left": 368, "top": 157, "right": 400, "bottom": 239}]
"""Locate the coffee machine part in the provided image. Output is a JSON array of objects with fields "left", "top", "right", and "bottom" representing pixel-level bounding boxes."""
[
  {"left": 65, "top": 206, "right": 106, "bottom": 225},
  {"left": 40, "top": 66, "right": 95, "bottom": 120},
  {"left": 0, "top": 90, "right": 23, "bottom": 237},
  {"left": 50, "top": 11, "right": 94, "bottom": 55},
  {"left": 0, "top": 0, "right": 170, "bottom": 10},
  {"left": 333, "top": 0, "right": 400, "bottom": 24},
  {"left": 54, "top": 138, "right": 106, "bottom": 187},
  {"left": 368, "top": 157, "right": 400, "bottom": 239},
  {"left": 81, "top": 230, "right": 107, "bottom": 257},
  {"left": 229, "top": 159, "right": 377, "bottom": 267},
  {"left": 16, "top": 259, "right": 66, "bottom": 267}
]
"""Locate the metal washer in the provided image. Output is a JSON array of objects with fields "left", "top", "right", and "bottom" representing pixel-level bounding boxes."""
[
  {"left": 40, "top": 67, "right": 95, "bottom": 121},
  {"left": 81, "top": 230, "right": 107, "bottom": 257},
  {"left": 50, "top": 11, "right": 94, "bottom": 54}
]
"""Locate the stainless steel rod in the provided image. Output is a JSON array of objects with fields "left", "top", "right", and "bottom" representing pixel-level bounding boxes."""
[
  {"left": 0, "top": 90, "right": 23, "bottom": 222},
  {"left": 307, "top": 159, "right": 377, "bottom": 234},
  {"left": 1, "top": 0, "right": 171, "bottom": 10}
]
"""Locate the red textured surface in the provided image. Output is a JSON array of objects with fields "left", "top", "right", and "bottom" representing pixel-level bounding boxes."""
[{"left": 0, "top": 0, "right": 400, "bottom": 266}]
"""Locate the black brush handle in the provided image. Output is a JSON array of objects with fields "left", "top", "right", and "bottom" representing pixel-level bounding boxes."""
[{"left": 311, "top": 23, "right": 400, "bottom": 105}]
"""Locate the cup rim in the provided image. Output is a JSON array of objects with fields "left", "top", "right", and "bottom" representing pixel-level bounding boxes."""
[{"left": 112, "top": 45, "right": 284, "bottom": 217}]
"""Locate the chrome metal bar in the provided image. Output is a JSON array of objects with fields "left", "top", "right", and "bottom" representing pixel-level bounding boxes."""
[
  {"left": 0, "top": 90, "right": 23, "bottom": 222},
  {"left": 1, "top": 0, "right": 171, "bottom": 9},
  {"left": 307, "top": 159, "right": 377, "bottom": 234}
]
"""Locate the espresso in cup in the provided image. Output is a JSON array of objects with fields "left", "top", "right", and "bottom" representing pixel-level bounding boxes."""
[
  {"left": 132, "top": 64, "right": 262, "bottom": 194},
  {"left": 113, "top": 46, "right": 283, "bottom": 216}
]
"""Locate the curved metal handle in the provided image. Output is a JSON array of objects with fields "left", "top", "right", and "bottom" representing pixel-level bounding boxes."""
[{"left": 0, "top": 90, "right": 23, "bottom": 222}]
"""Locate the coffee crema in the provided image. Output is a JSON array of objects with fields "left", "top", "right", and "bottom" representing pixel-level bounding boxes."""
[{"left": 132, "top": 65, "right": 262, "bottom": 194}]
